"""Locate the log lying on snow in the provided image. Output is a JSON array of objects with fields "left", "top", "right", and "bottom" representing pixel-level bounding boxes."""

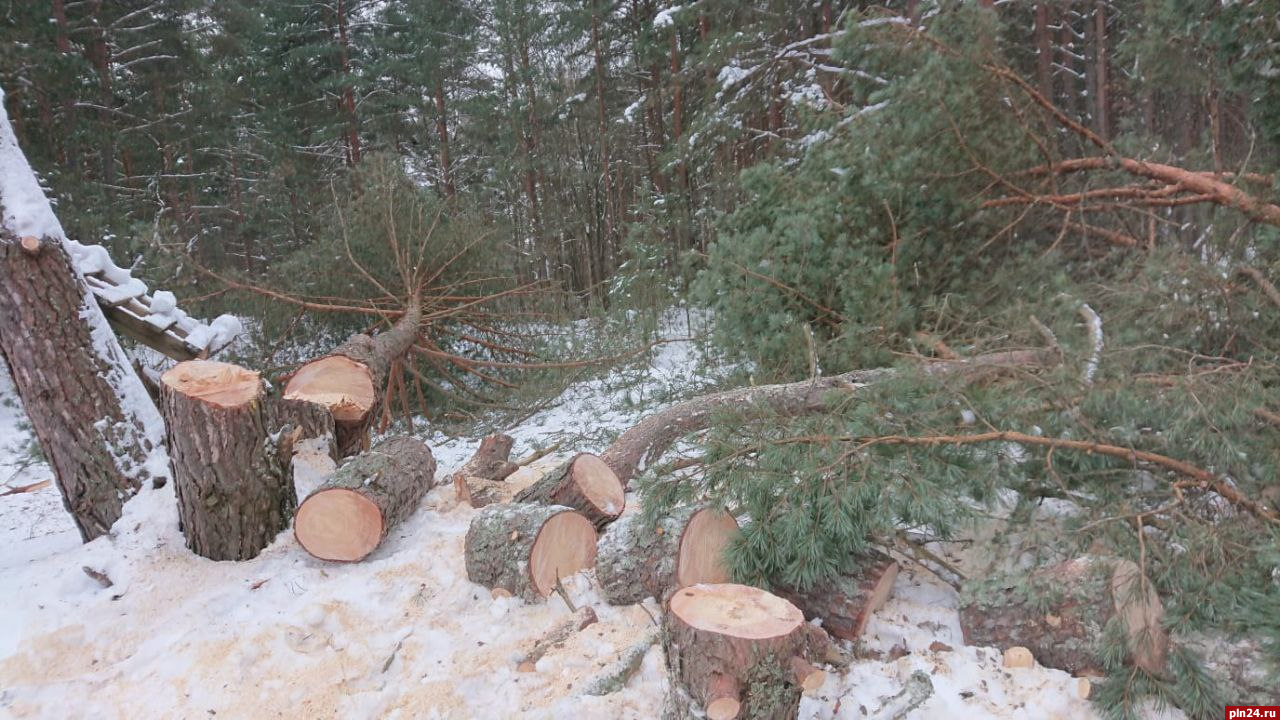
[
  {"left": 160, "top": 360, "right": 295, "bottom": 561},
  {"left": 775, "top": 549, "right": 899, "bottom": 642},
  {"left": 465, "top": 503, "right": 598, "bottom": 601},
  {"left": 283, "top": 304, "right": 422, "bottom": 457},
  {"left": 664, "top": 583, "right": 829, "bottom": 720},
  {"left": 959, "top": 556, "right": 1168, "bottom": 676},
  {"left": 453, "top": 433, "right": 519, "bottom": 507},
  {"left": 513, "top": 453, "right": 624, "bottom": 527},
  {"left": 601, "top": 348, "right": 1058, "bottom": 485},
  {"left": 294, "top": 436, "right": 437, "bottom": 562},
  {"left": 596, "top": 506, "right": 739, "bottom": 605}
]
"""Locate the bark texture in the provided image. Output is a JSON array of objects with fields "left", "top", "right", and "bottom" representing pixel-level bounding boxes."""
[
  {"left": 464, "top": 502, "right": 597, "bottom": 601},
  {"left": 513, "top": 453, "right": 624, "bottom": 527},
  {"left": 595, "top": 506, "right": 737, "bottom": 605},
  {"left": 602, "top": 349, "right": 1057, "bottom": 485},
  {"left": 295, "top": 435, "right": 437, "bottom": 561},
  {"left": 775, "top": 549, "right": 899, "bottom": 641},
  {"left": 663, "top": 583, "right": 827, "bottom": 720},
  {"left": 161, "top": 363, "right": 294, "bottom": 560},
  {"left": 0, "top": 234, "right": 159, "bottom": 541},
  {"left": 959, "top": 556, "right": 1168, "bottom": 676},
  {"left": 270, "top": 397, "right": 337, "bottom": 461},
  {"left": 453, "top": 433, "right": 519, "bottom": 507}
]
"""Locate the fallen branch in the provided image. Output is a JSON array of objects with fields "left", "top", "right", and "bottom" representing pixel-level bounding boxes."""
[
  {"left": 515, "top": 606, "right": 598, "bottom": 672},
  {"left": 582, "top": 627, "right": 659, "bottom": 696},
  {"left": 1236, "top": 265, "right": 1280, "bottom": 312}
]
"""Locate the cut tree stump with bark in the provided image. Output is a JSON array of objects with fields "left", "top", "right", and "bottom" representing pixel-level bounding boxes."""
[
  {"left": 596, "top": 505, "right": 739, "bottom": 605},
  {"left": 602, "top": 349, "right": 1058, "bottom": 485},
  {"left": 513, "top": 453, "right": 624, "bottom": 527},
  {"left": 270, "top": 397, "right": 338, "bottom": 462},
  {"left": 664, "top": 583, "right": 830, "bottom": 720},
  {"left": 453, "top": 433, "right": 520, "bottom": 507},
  {"left": 160, "top": 360, "right": 295, "bottom": 561},
  {"left": 464, "top": 503, "right": 598, "bottom": 602},
  {"left": 959, "top": 556, "right": 1168, "bottom": 676},
  {"left": 283, "top": 304, "right": 422, "bottom": 457},
  {"left": 294, "top": 436, "right": 437, "bottom": 562},
  {"left": 775, "top": 549, "right": 899, "bottom": 642}
]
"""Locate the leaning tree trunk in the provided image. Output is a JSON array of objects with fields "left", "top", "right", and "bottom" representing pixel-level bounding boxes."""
[
  {"left": 160, "top": 360, "right": 296, "bottom": 561},
  {"left": 775, "top": 549, "right": 900, "bottom": 642},
  {"left": 602, "top": 349, "right": 1057, "bottom": 485},
  {"left": 465, "top": 503, "right": 598, "bottom": 601},
  {"left": 513, "top": 453, "right": 625, "bottom": 527},
  {"left": 283, "top": 303, "right": 422, "bottom": 457},
  {"left": 294, "top": 435, "right": 437, "bottom": 562},
  {"left": 596, "top": 505, "right": 739, "bottom": 605},
  {"left": 0, "top": 103, "right": 164, "bottom": 541},
  {"left": 959, "top": 556, "right": 1168, "bottom": 676},
  {"left": 664, "top": 583, "right": 830, "bottom": 720}
]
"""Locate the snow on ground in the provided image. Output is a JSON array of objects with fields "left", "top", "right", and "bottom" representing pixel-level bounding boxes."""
[{"left": 0, "top": 312, "right": 1118, "bottom": 719}]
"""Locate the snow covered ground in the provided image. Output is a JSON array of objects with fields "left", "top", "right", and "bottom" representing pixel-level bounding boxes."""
[{"left": 0, "top": 315, "right": 1117, "bottom": 720}]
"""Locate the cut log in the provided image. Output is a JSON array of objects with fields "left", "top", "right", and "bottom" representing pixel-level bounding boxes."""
[
  {"left": 160, "top": 360, "right": 295, "bottom": 561},
  {"left": 582, "top": 626, "right": 660, "bottom": 696},
  {"left": 596, "top": 505, "right": 739, "bottom": 605},
  {"left": 464, "top": 503, "right": 598, "bottom": 601},
  {"left": 775, "top": 549, "right": 899, "bottom": 641},
  {"left": 515, "top": 606, "right": 598, "bottom": 672},
  {"left": 601, "top": 348, "right": 1058, "bottom": 485},
  {"left": 513, "top": 453, "right": 624, "bottom": 527},
  {"left": 663, "top": 583, "right": 829, "bottom": 720},
  {"left": 283, "top": 304, "right": 422, "bottom": 457},
  {"left": 959, "top": 556, "right": 1167, "bottom": 676},
  {"left": 294, "top": 436, "right": 437, "bottom": 562},
  {"left": 453, "top": 433, "right": 520, "bottom": 507}
]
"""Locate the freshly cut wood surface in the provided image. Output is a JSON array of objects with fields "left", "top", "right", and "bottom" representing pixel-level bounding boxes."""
[
  {"left": 465, "top": 503, "right": 598, "bottom": 601},
  {"left": 513, "top": 453, "right": 624, "bottom": 527},
  {"left": 283, "top": 355, "right": 376, "bottom": 421},
  {"left": 596, "top": 506, "right": 738, "bottom": 605}
]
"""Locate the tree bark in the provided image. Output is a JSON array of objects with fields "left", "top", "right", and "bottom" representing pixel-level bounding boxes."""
[
  {"left": 774, "top": 550, "right": 899, "bottom": 642},
  {"left": 453, "top": 433, "right": 520, "bottom": 507},
  {"left": 283, "top": 303, "right": 422, "bottom": 456},
  {"left": 595, "top": 505, "right": 738, "bottom": 605},
  {"left": 434, "top": 80, "right": 455, "bottom": 196},
  {"left": 160, "top": 360, "right": 295, "bottom": 561},
  {"left": 602, "top": 349, "right": 1057, "bottom": 484},
  {"left": 0, "top": 112, "right": 164, "bottom": 542},
  {"left": 294, "top": 436, "right": 437, "bottom": 562},
  {"left": 959, "top": 556, "right": 1168, "bottom": 676},
  {"left": 663, "top": 583, "right": 829, "bottom": 720},
  {"left": 464, "top": 503, "right": 597, "bottom": 601},
  {"left": 513, "top": 453, "right": 624, "bottom": 527}
]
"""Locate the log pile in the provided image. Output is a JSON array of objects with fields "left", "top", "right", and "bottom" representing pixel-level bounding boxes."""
[
  {"left": 294, "top": 436, "right": 437, "bottom": 561},
  {"left": 464, "top": 503, "right": 598, "bottom": 601},
  {"left": 663, "top": 583, "right": 831, "bottom": 720},
  {"left": 775, "top": 549, "right": 899, "bottom": 642},
  {"left": 159, "top": 360, "right": 295, "bottom": 561},
  {"left": 595, "top": 505, "right": 739, "bottom": 605},
  {"left": 513, "top": 453, "right": 624, "bottom": 527},
  {"left": 959, "top": 556, "right": 1168, "bottom": 676}
]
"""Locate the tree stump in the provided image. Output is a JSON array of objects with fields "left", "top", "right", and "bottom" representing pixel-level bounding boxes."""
[
  {"left": 513, "top": 453, "right": 624, "bottom": 527},
  {"left": 282, "top": 305, "right": 421, "bottom": 457},
  {"left": 270, "top": 397, "right": 337, "bottom": 462},
  {"left": 959, "top": 556, "right": 1168, "bottom": 676},
  {"left": 453, "top": 433, "right": 520, "bottom": 507},
  {"left": 464, "top": 503, "right": 598, "bottom": 601},
  {"left": 160, "top": 360, "right": 295, "bottom": 561},
  {"left": 596, "top": 505, "right": 739, "bottom": 605},
  {"left": 663, "top": 583, "right": 828, "bottom": 720},
  {"left": 294, "top": 436, "right": 437, "bottom": 561},
  {"left": 775, "top": 549, "right": 899, "bottom": 641}
]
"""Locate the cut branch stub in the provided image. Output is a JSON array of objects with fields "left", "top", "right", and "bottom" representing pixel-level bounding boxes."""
[
  {"left": 513, "top": 453, "right": 624, "bottom": 527},
  {"left": 596, "top": 505, "right": 739, "bottom": 605},
  {"left": 464, "top": 503, "right": 598, "bottom": 602},
  {"left": 294, "top": 436, "right": 437, "bottom": 562},
  {"left": 775, "top": 549, "right": 899, "bottom": 641},
  {"left": 959, "top": 556, "right": 1167, "bottom": 676},
  {"left": 453, "top": 433, "right": 520, "bottom": 508},
  {"left": 664, "top": 583, "right": 825, "bottom": 720},
  {"left": 160, "top": 360, "right": 295, "bottom": 561}
]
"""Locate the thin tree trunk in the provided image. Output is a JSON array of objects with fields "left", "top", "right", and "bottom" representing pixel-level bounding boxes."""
[
  {"left": 1034, "top": 5, "right": 1054, "bottom": 103},
  {"left": 336, "top": 0, "right": 360, "bottom": 166},
  {"left": 434, "top": 80, "right": 455, "bottom": 196},
  {"left": 1093, "top": 1, "right": 1110, "bottom": 141}
]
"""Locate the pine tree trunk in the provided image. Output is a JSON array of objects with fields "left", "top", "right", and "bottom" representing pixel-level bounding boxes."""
[
  {"left": 160, "top": 360, "right": 295, "bottom": 561},
  {"left": 434, "top": 80, "right": 455, "bottom": 196},
  {"left": 465, "top": 503, "right": 598, "bottom": 601},
  {"left": 513, "top": 453, "right": 624, "bottom": 527},
  {"left": 294, "top": 436, "right": 437, "bottom": 562},
  {"left": 595, "top": 505, "right": 738, "bottom": 605},
  {"left": 663, "top": 583, "right": 829, "bottom": 720},
  {"left": 774, "top": 550, "right": 899, "bottom": 641}
]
